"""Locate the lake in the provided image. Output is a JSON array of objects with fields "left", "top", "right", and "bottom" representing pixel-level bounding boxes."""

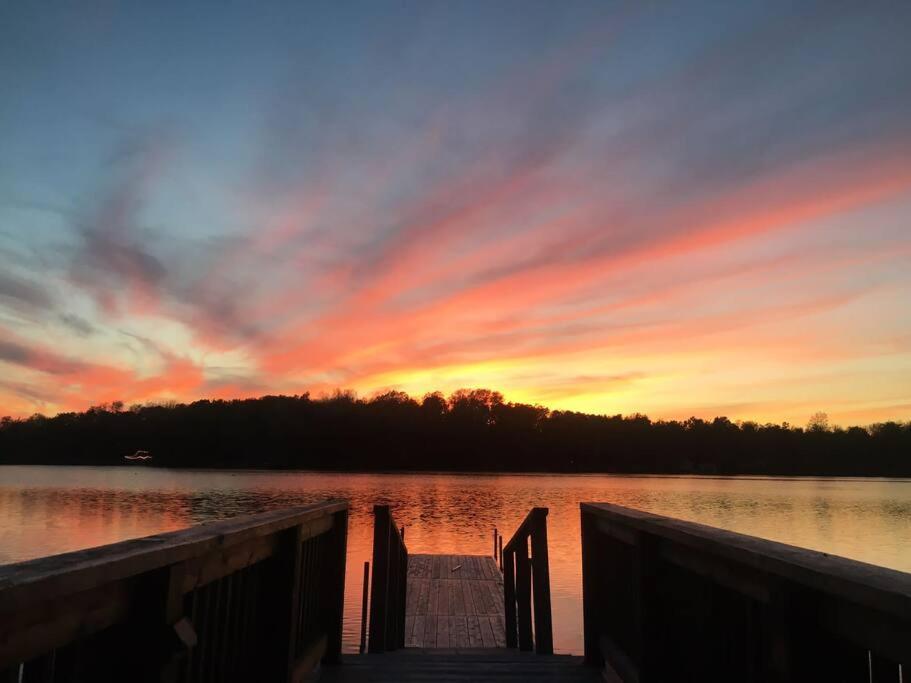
[{"left": 1, "top": 466, "right": 909, "bottom": 653}]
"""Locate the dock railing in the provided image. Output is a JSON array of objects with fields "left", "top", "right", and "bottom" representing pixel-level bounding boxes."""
[
  {"left": 503, "top": 507, "right": 553, "bottom": 654},
  {"left": 367, "top": 505, "right": 408, "bottom": 653},
  {"left": 0, "top": 500, "right": 349, "bottom": 683},
  {"left": 581, "top": 502, "right": 910, "bottom": 682}
]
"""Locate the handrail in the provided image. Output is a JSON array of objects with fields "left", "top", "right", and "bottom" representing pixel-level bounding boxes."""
[
  {"left": 367, "top": 505, "right": 408, "bottom": 653},
  {"left": 0, "top": 500, "right": 349, "bottom": 682},
  {"left": 502, "top": 507, "right": 553, "bottom": 654},
  {"left": 581, "top": 502, "right": 911, "bottom": 681}
]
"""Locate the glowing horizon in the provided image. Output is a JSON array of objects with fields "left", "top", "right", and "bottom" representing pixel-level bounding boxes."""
[{"left": 1, "top": 2, "right": 910, "bottom": 427}]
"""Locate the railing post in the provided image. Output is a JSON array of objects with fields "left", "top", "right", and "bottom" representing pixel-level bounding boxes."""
[
  {"left": 504, "top": 549, "right": 517, "bottom": 648},
  {"left": 529, "top": 508, "right": 553, "bottom": 655},
  {"left": 283, "top": 525, "right": 305, "bottom": 680},
  {"left": 397, "top": 533, "right": 408, "bottom": 649},
  {"left": 516, "top": 537, "right": 533, "bottom": 651},
  {"left": 359, "top": 562, "right": 370, "bottom": 653},
  {"left": 388, "top": 520, "right": 403, "bottom": 649},
  {"left": 368, "top": 505, "right": 407, "bottom": 654},
  {"left": 323, "top": 508, "right": 348, "bottom": 664},
  {"left": 581, "top": 507, "right": 603, "bottom": 667},
  {"left": 368, "top": 505, "right": 391, "bottom": 653}
]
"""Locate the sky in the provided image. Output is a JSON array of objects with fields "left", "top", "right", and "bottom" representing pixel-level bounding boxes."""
[{"left": 1, "top": 1, "right": 910, "bottom": 425}]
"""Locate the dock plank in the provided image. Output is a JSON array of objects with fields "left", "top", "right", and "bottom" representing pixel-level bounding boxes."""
[
  {"left": 451, "top": 579, "right": 466, "bottom": 616},
  {"left": 466, "top": 615, "right": 483, "bottom": 647},
  {"left": 461, "top": 579, "right": 475, "bottom": 615},
  {"left": 423, "top": 614, "right": 438, "bottom": 648},
  {"left": 479, "top": 616, "right": 496, "bottom": 648},
  {"left": 404, "top": 615, "right": 418, "bottom": 648},
  {"left": 451, "top": 616, "right": 469, "bottom": 648},
  {"left": 406, "top": 554, "right": 504, "bottom": 649},
  {"left": 437, "top": 613, "right": 450, "bottom": 648}
]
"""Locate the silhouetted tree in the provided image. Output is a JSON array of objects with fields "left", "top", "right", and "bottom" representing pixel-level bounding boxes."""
[{"left": 807, "top": 411, "right": 830, "bottom": 432}]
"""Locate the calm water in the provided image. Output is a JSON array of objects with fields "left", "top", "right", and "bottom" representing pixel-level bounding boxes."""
[{"left": 1, "top": 466, "right": 909, "bottom": 653}]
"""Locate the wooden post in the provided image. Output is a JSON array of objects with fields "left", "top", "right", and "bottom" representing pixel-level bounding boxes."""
[
  {"left": 280, "top": 525, "right": 305, "bottom": 682},
  {"left": 158, "top": 563, "right": 195, "bottom": 683},
  {"left": 581, "top": 507, "right": 602, "bottom": 667},
  {"left": 498, "top": 535, "right": 504, "bottom": 572},
  {"left": 516, "top": 538, "right": 533, "bottom": 651},
  {"left": 493, "top": 528, "right": 498, "bottom": 559},
  {"left": 359, "top": 562, "right": 370, "bottom": 653},
  {"left": 503, "top": 550, "right": 517, "bottom": 648},
  {"left": 368, "top": 506, "right": 391, "bottom": 653},
  {"left": 324, "top": 509, "right": 349, "bottom": 664},
  {"left": 397, "top": 536, "right": 408, "bottom": 649},
  {"left": 529, "top": 509, "right": 553, "bottom": 655},
  {"left": 388, "top": 523, "right": 402, "bottom": 649}
]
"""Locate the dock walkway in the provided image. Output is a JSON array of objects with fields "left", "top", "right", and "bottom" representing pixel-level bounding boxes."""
[{"left": 405, "top": 554, "right": 505, "bottom": 649}]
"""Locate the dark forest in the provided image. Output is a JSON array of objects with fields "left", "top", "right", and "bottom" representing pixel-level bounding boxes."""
[{"left": 1, "top": 389, "right": 908, "bottom": 476}]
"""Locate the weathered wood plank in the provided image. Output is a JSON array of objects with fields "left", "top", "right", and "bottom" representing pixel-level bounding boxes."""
[
  {"left": 466, "top": 616, "right": 483, "bottom": 647},
  {"left": 404, "top": 616, "right": 416, "bottom": 647},
  {"left": 412, "top": 616, "right": 426, "bottom": 648},
  {"left": 451, "top": 580, "right": 466, "bottom": 617},
  {"left": 428, "top": 578, "right": 440, "bottom": 616},
  {"left": 450, "top": 617, "right": 469, "bottom": 648},
  {"left": 438, "top": 578, "right": 450, "bottom": 615},
  {"left": 471, "top": 580, "right": 492, "bottom": 616},
  {"left": 478, "top": 616, "right": 496, "bottom": 648},
  {"left": 422, "top": 578, "right": 433, "bottom": 614},
  {"left": 461, "top": 580, "right": 476, "bottom": 615},
  {"left": 492, "top": 615, "right": 507, "bottom": 648},
  {"left": 422, "top": 615, "right": 437, "bottom": 648},
  {"left": 485, "top": 580, "right": 502, "bottom": 615},
  {"left": 405, "top": 578, "right": 419, "bottom": 615},
  {"left": 437, "top": 614, "right": 450, "bottom": 648}
]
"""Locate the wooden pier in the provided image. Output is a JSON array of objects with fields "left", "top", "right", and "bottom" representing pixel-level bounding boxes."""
[
  {"left": 405, "top": 554, "right": 505, "bottom": 649},
  {"left": 343, "top": 505, "right": 593, "bottom": 682}
]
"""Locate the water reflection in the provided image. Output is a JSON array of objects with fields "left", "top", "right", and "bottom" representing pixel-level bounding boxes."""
[{"left": 1, "top": 467, "right": 909, "bottom": 653}]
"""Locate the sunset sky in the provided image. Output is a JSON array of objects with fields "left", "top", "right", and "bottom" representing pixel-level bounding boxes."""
[{"left": 1, "top": 1, "right": 910, "bottom": 425}]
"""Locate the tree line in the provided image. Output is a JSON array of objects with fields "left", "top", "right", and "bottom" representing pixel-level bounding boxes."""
[{"left": 1, "top": 389, "right": 908, "bottom": 476}]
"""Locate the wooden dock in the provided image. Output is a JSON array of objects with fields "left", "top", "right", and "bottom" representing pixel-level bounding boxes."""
[{"left": 405, "top": 554, "right": 506, "bottom": 649}]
